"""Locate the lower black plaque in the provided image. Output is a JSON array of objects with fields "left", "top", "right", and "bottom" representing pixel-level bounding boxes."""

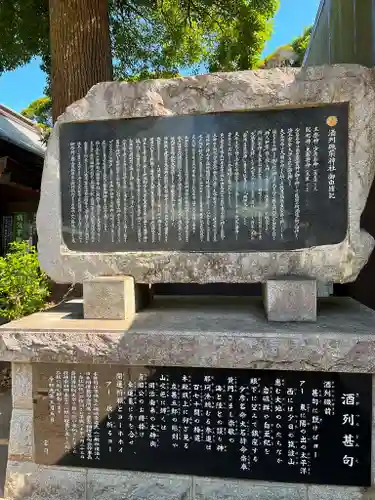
[{"left": 33, "top": 364, "right": 371, "bottom": 486}]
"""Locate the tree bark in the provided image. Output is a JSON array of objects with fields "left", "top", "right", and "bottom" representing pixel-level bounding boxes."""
[{"left": 49, "top": 0, "right": 113, "bottom": 122}]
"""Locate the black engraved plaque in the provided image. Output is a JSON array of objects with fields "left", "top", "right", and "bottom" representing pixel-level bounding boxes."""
[
  {"left": 33, "top": 364, "right": 371, "bottom": 487},
  {"left": 60, "top": 103, "right": 349, "bottom": 252}
]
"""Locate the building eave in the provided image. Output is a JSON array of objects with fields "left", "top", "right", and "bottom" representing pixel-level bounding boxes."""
[{"left": 0, "top": 105, "right": 45, "bottom": 158}]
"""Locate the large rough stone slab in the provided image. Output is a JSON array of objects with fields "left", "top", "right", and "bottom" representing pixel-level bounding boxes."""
[
  {"left": 1, "top": 296, "right": 375, "bottom": 373},
  {"left": 306, "top": 485, "right": 364, "bottom": 500},
  {"left": 193, "top": 477, "right": 307, "bottom": 500},
  {"left": 87, "top": 470, "right": 192, "bottom": 500},
  {"left": 37, "top": 65, "right": 375, "bottom": 284},
  {"left": 4, "top": 461, "right": 86, "bottom": 500}
]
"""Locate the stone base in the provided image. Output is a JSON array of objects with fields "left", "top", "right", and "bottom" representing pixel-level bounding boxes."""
[
  {"left": 1, "top": 296, "right": 375, "bottom": 370},
  {"left": 3, "top": 297, "right": 375, "bottom": 499},
  {"left": 3, "top": 462, "right": 373, "bottom": 499},
  {"left": 83, "top": 276, "right": 153, "bottom": 320},
  {"left": 263, "top": 277, "right": 317, "bottom": 322}
]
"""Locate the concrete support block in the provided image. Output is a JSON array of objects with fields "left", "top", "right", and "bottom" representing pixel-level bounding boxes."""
[
  {"left": 193, "top": 478, "right": 307, "bottom": 500},
  {"left": 263, "top": 277, "right": 317, "bottom": 322},
  {"left": 8, "top": 409, "right": 33, "bottom": 461},
  {"left": 5, "top": 461, "right": 87, "bottom": 500},
  {"left": 83, "top": 276, "right": 153, "bottom": 320},
  {"left": 87, "top": 469, "right": 191, "bottom": 500},
  {"left": 12, "top": 362, "right": 33, "bottom": 410},
  {"left": 306, "top": 485, "right": 363, "bottom": 500}
]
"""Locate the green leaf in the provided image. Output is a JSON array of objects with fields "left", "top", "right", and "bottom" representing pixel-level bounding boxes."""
[
  {"left": 0, "top": 0, "right": 279, "bottom": 83},
  {"left": 291, "top": 26, "right": 312, "bottom": 66},
  {"left": 0, "top": 241, "right": 50, "bottom": 320}
]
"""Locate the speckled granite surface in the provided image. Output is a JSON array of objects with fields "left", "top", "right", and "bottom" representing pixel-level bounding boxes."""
[
  {"left": 0, "top": 296, "right": 374, "bottom": 372},
  {"left": 3, "top": 296, "right": 375, "bottom": 500}
]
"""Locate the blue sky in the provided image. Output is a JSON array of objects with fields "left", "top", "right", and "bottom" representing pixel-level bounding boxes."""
[{"left": 0, "top": 0, "right": 320, "bottom": 113}]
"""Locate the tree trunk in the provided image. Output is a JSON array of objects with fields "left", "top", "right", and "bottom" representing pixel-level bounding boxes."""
[{"left": 49, "top": 0, "right": 113, "bottom": 122}]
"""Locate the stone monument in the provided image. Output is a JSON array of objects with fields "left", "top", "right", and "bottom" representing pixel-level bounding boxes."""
[
  {"left": 37, "top": 65, "right": 375, "bottom": 322},
  {"left": 1, "top": 65, "right": 375, "bottom": 500}
]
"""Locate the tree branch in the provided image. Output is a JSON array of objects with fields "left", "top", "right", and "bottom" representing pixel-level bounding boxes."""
[{"left": 181, "top": 0, "right": 225, "bottom": 32}]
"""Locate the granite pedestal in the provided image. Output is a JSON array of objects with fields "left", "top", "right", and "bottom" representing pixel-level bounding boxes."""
[
  {"left": 263, "top": 277, "right": 317, "bottom": 322},
  {"left": 0, "top": 296, "right": 375, "bottom": 500},
  {"left": 83, "top": 276, "right": 153, "bottom": 320}
]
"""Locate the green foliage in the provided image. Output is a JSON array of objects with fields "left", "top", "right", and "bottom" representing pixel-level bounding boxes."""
[
  {"left": 0, "top": 241, "right": 50, "bottom": 320},
  {"left": 21, "top": 96, "right": 52, "bottom": 144},
  {"left": 0, "top": 0, "right": 279, "bottom": 83},
  {"left": 259, "top": 25, "right": 312, "bottom": 69},
  {"left": 21, "top": 96, "right": 52, "bottom": 127},
  {"left": 260, "top": 43, "right": 293, "bottom": 67},
  {"left": 204, "top": 0, "right": 279, "bottom": 72},
  {"left": 0, "top": 0, "right": 49, "bottom": 69},
  {"left": 291, "top": 26, "right": 312, "bottom": 66},
  {"left": 125, "top": 69, "right": 181, "bottom": 83},
  {"left": 111, "top": 0, "right": 280, "bottom": 77}
]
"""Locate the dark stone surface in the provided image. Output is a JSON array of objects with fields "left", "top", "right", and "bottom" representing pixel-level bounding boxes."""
[
  {"left": 33, "top": 364, "right": 371, "bottom": 487},
  {"left": 0, "top": 444, "right": 8, "bottom": 497},
  {"left": 60, "top": 103, "right": 348, "bottom": 253},
  {"left": 0, "top": 389, "right": 12, "bottom": 497}
]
